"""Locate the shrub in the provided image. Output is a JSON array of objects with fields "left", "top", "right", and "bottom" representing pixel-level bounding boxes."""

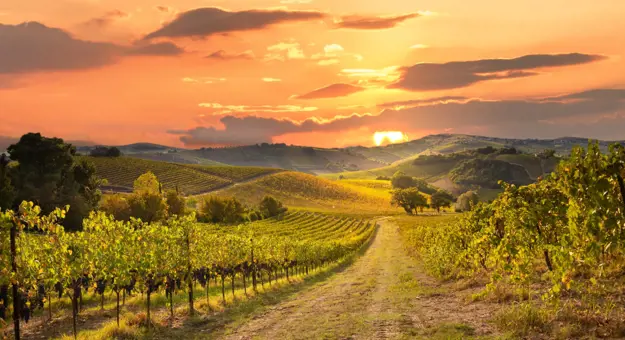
[{"left": 259, "top": 196, "right": 287, "bottom": 218}]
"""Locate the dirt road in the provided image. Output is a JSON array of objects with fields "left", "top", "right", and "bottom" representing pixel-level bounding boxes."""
[{"left": 220, "top": 219, "right": 496, "bottom": 340}]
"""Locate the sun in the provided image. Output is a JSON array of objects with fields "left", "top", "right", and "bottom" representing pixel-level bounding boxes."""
[{"left": 373, "top": 131, "right": 407, "bottom": 146}]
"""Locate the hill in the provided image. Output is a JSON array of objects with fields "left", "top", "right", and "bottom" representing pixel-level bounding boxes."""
[
  {"left": 212, "top": 171, "right": 400, "bottom": 214},
  {"left": 74, "top": 134, "right": 623, "bottom": 176},
  {"left": 87, "top": 156, "right": 281, "bottom": 195},
  {"left": 324, "top": 147, "right": 560, "bottom": 197}
]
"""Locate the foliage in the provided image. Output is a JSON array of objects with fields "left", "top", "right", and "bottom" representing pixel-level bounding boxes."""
[
  {"left": 259, "top": 196, "right": 287, "bottom": 218},
  {"left": 449, "top": 159, "right": 532, "bottom": 189},
  {"left": 0, "top": 154, "right": 15, "bottom": 210},
  {"left": 430, "top": 190, "right": 454, "bottom": 213},
  {"left": 391, "top": 171, "right": 415, "bottom": 189},
  {"left": 6, "top": 133, "right": 103, "bottom": 231},
  {"left": 165, "top": 190, "right": 186, "bottom": 216},
  {"left": 391, "top": 188, "right": 428, "bottom": 215},
  {"left": 398, "top": 142, "right": 625, "bottom": 304},
  {"left": 199, "top": 196, "right": 246, "bottom": 224},
  {"left": 89, "top": 146, "right": 121, "bottom": 157},
  {"left": 0, "top": 204, "right": 375, "bottom": 339},
  {"left": 456, "top": 191, "right": 479, "bottom": 212},
  {"left": 99, "top": 194, "right": 131, "bottom": 221}
]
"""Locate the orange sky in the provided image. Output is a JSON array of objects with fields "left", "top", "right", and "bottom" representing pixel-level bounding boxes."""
[{"left": 1, "top": 0, "right": 624, "bottom": 147}]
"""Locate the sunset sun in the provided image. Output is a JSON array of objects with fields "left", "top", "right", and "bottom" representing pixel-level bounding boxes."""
[{"left": 373, "top": 131, "right": 407, "bottom": 146}]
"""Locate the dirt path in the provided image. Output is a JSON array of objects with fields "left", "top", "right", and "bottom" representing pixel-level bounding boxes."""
[{"left": 220, "top": 219, "right": 497, "bottom": 340}]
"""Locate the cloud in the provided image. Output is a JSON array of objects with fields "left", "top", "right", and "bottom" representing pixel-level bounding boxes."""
[
  {"left": 334, "top": 13, "right": 419, "bottom": 29},
  {"left": 280, "top": 0, "right": 313, "bottom": 3},
  {"left": 144, "top": 7, "right": 325, "bottom": 40},
  {"left": 155, "top": 6, "right": 174, "bottom": 13},
  {"left": 0, "top": 22, "right": 121, "bottom": 74},
  {"left": 262, "top": 78, "right": 282, "bottom": 82},
  {"left": 0, "top": 22, "right": 185, "bottom": 75},
  {"left": 170, "top": 88, "right": 625, "bottom": 146},
  {"left": 206, "top": 50, "right": 255, "bottom": 60},
  {"left": 265, "top": 41, "right": 306, "bottom": 61},
  {"left": 292, "top": 83, "right": 366, "bottom": 99},
  {"left": 81, "top": 9, "right": 130, "bottom": 28},
  {"left": 378, "top": 96, "right": 469, "bottom": 109},
  {"left": 198, "top": 103, "right": 317, "bottom": 115},
  {"left": 126, "top": 42, "right": 185, "bottom": 56},
  {"left": 182, "top": 77, "right": 227, "bottom": 84},
  {"left": 390, "top": 53, "right": 607, "bottom": 91}
]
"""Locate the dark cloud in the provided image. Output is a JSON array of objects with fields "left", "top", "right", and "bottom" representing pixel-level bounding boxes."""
[
  {"left": 81, "top": 9, "right": 129, "bottom": 28},
  {"left": 0, "top": 22, "right": 121, "bottom": 74},
  {"left": 126, "top": 42, "right": 185, "bottom": 56},
  {"left": 334, "top": 13, "right": 419, "bottom": 29},
  {"left": 170, "top": 89, "right": 625, "bottom": 146},
  {"left": 144, "top": 7, "right": 326, "bottom": 40},
  {"left": 206, "top": 50, "right": 255, "bottom": 60},
  {"left": 390, "top": 53, "right": 607, "bottom": 91},
  {"left": 292, "top": 83, "right": 366, "bottom": 99},
  {"left": 0, "top": 22, "right": 184, "bottom": 75}
]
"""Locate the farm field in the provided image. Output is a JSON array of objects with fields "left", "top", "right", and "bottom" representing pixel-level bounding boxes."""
[
  {"left": 214, "top": 171, "right": 402, "bottom": 214},
  {"left": 86, "top": 156, "right": 280, "bottom": 195},
  {"left": 1, "top": 210, "right": 377, "bottom": 339}
]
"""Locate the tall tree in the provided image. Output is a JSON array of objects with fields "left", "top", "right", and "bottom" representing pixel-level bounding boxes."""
[
  {"left": 7, "top": 133, "right": 102, "bottom": 230},
  {"left": 391, "top": 188, "right": 428, "bottom": 215}
]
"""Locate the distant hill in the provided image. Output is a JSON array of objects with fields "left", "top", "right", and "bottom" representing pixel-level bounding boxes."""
[
  {"left": 73, "top": 134, "right": 625, "bottom": 175},
  {"left": 325, "top": 146, "right": 561, "bottom": 199}
]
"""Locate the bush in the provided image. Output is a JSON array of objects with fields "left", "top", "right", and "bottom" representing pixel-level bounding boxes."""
[
  {"left": 199, "top": 196, "right": 246, "bottom": 224},
  {"left": 259, "top": 196, "right": 287, "bottom": 218},
  {"left": 165, "top": 189, "right": 186, "bottom": 216},
  {"left": 456, "top": 191, "right": 479, "bottom": 212},
  {"left": 90, "top": 146, "right": 122, "bottom": 157},
  {"left": 100, "top": 194, "right": 131, "bottom": 221}
]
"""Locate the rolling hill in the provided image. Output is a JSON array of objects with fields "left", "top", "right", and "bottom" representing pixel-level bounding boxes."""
[
  {"left": 73, "top": 134, "right": 624, "bottom": 176},
  {"left": 212, "top": 171, "right": 400, "bottom": 214},
  {"left": 87, "top": 156, "right": 282, "bottom": 195}
]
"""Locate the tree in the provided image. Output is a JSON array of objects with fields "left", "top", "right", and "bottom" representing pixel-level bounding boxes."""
[
  {"left": 127, "top": 172, "right": 168, "bottom": 223},
  {"left": 391, "top": 188, "right": 428, "bottom": 215},
  {"left": 0, "top": 154, "right": 15, "bottom": 210},
  {"left": 165, "top": 189, "right": 186, "bottom": 216},
  {"left": 100, "top": 194, "right": 131, "bottom": 221},
  {"left": 456, "top": 191, "right": 479, "bottom": 212},
  {"left": 89, "top": 146, "right": 121, "bottom": 157},
  {"left": 391, "top": 171, "right": 416, "bottom": 189},
  {"left": 199, "top": 196, "right": 246, "bottom": 223},
  {"left": 7, "top": 133, "right": 102, "bottom": 230},
  {"left": 430, "top": 190, "right": 454, "bottom": 213},
  {"left": 259, "top": 196, "right": 287, "bottom": 218}
]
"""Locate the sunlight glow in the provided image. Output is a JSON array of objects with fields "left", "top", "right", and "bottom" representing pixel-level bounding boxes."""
[{"left": 373, "top": 131, "right": 407, "bottom": 146}]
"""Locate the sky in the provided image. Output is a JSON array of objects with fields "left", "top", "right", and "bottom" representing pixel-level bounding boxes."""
[{"left": 1, "top": 0, "right": 625, "bottom": 148}]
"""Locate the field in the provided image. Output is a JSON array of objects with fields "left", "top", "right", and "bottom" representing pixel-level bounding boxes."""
[
  {"left": 86, "top": 157, "right": 279, "bottom": 195},
  {"left": 1, "top": 210, "right": 376, "bottom": 339},
  {"left": 213, "top": 171, "right": 401, "bottom": 214}
]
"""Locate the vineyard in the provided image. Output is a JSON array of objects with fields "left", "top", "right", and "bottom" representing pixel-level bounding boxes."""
[
  {"left": 217, "top": 172, "right": 398, "bottom": 213},
  {"left": 397, "top": 143, "right": 625, "bottom": 338},
  {"left": 0, "top": 206, "right": 376, "bottom": 339},
  {"left": 179, "top": 165, "right": 283, "bottom": 181},
  {"left": 86, "top": 157, "right": 279, "bottom": 195}
]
